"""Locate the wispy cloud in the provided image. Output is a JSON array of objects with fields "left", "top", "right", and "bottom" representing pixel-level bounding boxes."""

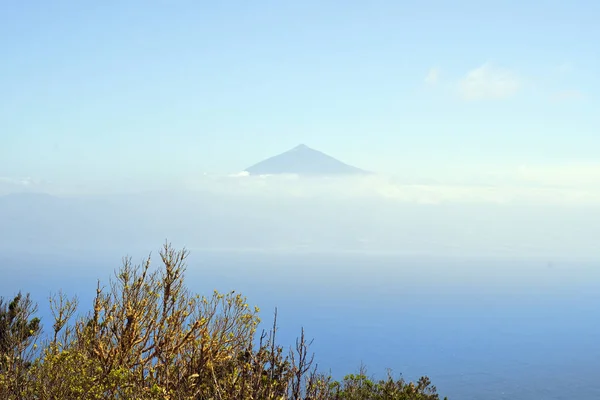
[
  {"left": 424, "top": 67, "right": 440, "bottom": 86},
  {"left": 0, "top": 177, "right": 50, "bottom": 195},
  {"left": 0, "top": 177, "right": 36, "bottom": 186},
  {"left": 550, "top": 89, "right": 585, "bottom": 102},
  {"left": 555, "top": 62, "right": 573, "bottom": 74},
  {"left": 458, "top": 63, "right": 520, "bottom": 100}
]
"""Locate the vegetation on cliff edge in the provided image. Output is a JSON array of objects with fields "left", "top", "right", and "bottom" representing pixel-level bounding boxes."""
[{"left": 0, "top": 243, "right": 446, "bottom": 400}]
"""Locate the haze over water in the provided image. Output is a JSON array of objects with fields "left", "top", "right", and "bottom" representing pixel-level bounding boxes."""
[{"left": 2, "top": 248, "right": 600, "bottom": 400}]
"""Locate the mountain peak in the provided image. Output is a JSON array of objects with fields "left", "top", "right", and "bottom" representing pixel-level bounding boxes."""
[{"left": 245, "top": 145, "right": 369, "bottom": 176}]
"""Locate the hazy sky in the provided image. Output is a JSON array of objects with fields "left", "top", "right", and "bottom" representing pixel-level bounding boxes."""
[{"left": 1, "top": 1, "right": 599, "bottom": 183}]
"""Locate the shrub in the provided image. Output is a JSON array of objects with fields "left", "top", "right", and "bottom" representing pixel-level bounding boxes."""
[{"left": 0, "top": 243, "right": 446, "bottom": 400}]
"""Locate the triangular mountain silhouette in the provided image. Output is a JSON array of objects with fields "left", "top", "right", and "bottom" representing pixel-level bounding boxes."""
[{"left": 245, "top": 144, "right": 368, "bottom": 175}]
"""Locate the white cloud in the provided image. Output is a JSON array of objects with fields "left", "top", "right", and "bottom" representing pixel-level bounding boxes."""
[
  {"left": 0, "top": 177, "right": 35, "bottom": 186},
  {"left": 513, "top": 163, "right": 600, "bottom": 187},
  {"left": 0, "top": 177, "right": 48, "bottom": 195},
  {"left": 11, "top": 162, "right": 600, "bottom": 207},
  {"left": 228, "top": 171, "right": 250, "bottom": 178},
  {"left": 424, "top": 67, "right": 440, "bottom": 86},
  {"left": 550, "top": 89, "right": 585, "bottom": 102},
  {"left": 180, "top": 167, "right": 600, "bottom": 206},
  {"left": 458, "top": 63, "right": 520, "bottom": 100}
]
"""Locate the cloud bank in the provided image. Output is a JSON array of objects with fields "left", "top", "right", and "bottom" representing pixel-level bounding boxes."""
[
  {"left": 7, "top": 162, "right": 600, "bottom": 207},
  {"left": 179, "top": 164, "right": 600, "bottom": 206},
  {"left": 4, "top": 166, "right": 600, "bottom": 258}
]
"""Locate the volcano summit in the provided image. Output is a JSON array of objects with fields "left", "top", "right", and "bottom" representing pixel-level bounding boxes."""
[{"left": 244, "top": 144, "right": 369, "bottom": 176}]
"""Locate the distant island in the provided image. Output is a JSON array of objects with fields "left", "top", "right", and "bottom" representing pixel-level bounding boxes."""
[{"left": 244, "top": 144, "right": 370, "bottom": 176}]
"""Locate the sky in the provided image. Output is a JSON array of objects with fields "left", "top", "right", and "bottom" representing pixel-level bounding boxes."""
[{"left": 1, "top": 0, "right": 599, "bottom": 186}]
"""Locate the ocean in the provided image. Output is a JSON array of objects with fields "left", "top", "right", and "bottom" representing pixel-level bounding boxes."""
[{"left": 2, "top": 249, "right": 599, "bottom": 399}]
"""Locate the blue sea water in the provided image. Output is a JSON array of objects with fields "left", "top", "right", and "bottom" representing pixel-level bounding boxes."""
[{"left": 2, "top": 250, "right": 600, "bottom": 399}]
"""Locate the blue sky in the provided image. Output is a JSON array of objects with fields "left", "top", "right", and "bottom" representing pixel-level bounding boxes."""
[{"left": 1, "top": 0, "right": 599, "bottom": 184}]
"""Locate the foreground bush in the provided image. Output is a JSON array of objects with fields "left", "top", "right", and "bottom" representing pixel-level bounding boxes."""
[{"left": 0, "top": 243, "right": 446, "bottom": 399}]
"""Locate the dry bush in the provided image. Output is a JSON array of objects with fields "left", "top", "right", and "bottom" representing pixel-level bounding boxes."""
[{"left": 0, "top": 242, "right": 446, "bottom": 400}]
